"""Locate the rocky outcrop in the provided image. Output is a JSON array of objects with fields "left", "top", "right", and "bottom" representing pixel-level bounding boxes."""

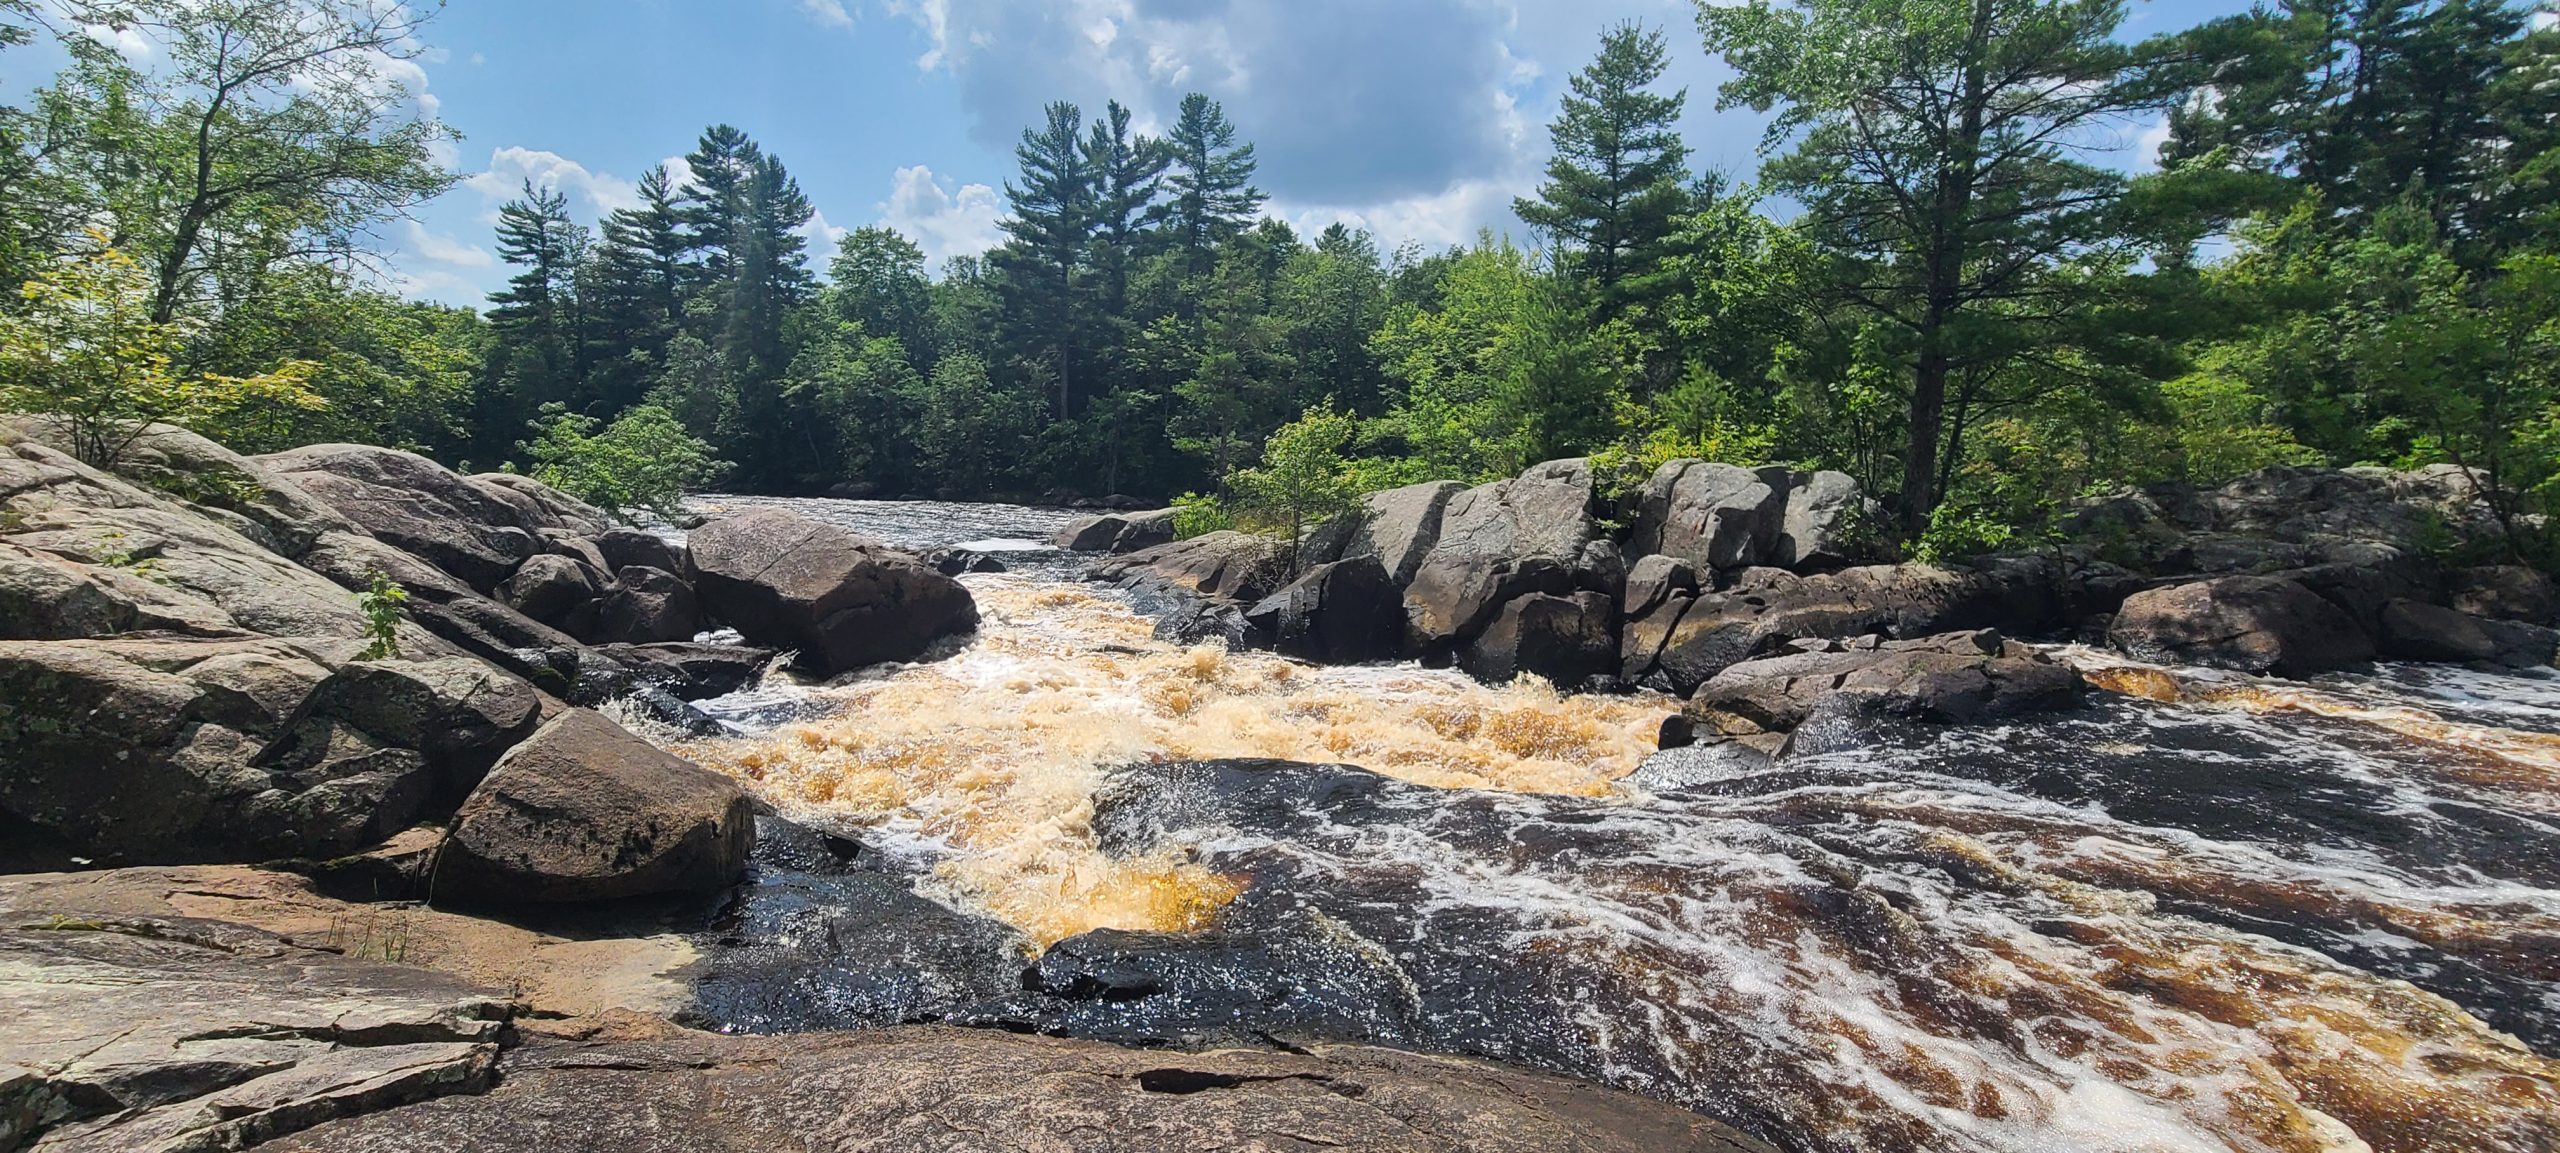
[
  {"left": 435, "top": 709, "right": 756, "bottom": 905},
  {"left": 1683, "top": 630, "right": 2083, "bottom": 751},
  {"left": 686, "top": 509, "right": 977, "bottom": 676},
  {"left": 1630, "top": 461, "right": 1871, "bottom": 573},
  {"left": 2109, "top": 575, "right": 2376, "bottom": 677},
  {"left": 1242, "top": 555, "right": 1404, "bottom": 664},
  {"left": 1460, "top": 590, "right": 1618, "bottom": 687},
  {"left": 1053, "top": 508, "right": 1177, "bottom": 554},
  {"left": 1624, "top": 560, "right": 2062, "bottom": 695},
  {"left": 0, "top": 914, "right": 509, "bottom": 1153},
  {"left": 258, "top": 444, "right": 547, "bottom": 591},
  {"left": 1343, "top": 480, "right": 1466, "bottom": 585}
]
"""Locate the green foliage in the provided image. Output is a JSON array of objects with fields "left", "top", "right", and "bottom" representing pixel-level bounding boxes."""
[
  {"left": 1225, "top": 405, "right": 1365, "bottom": 572},
  {"left": 357, "top": 571, "right": 407, "bottom": 661},
  {"left": 524, "top": 404, "right": 729, "bottom": 522},
  {"left": 0, "top": 240, "right": 323, "bottom": 467},
  {"left": 1169, "top": 491, "right": 1236, "bottom": 539}
]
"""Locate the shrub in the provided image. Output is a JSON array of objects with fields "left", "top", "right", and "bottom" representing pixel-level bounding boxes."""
[
  {"left": 357, "top": 572, "right": 407, "bottom": 660},
  {"left": 522, "top": 403, "right": 728, "bottom": 521}
]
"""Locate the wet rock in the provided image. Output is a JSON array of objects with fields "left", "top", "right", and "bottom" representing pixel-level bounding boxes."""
[
  {"left": 499, "top": 553, "right": 603, "bottom": 630},
  {"left": 687, "top": 509, "right": 977, "bottom": 676},
  {"left": 1342, "top": 479, "right": 1465, "bottom": 585},
  {"left": 1683, "top": 630, "right": 2083, "bottom": 742},
  {"left": 258, "top": 444, "right": 542, "bottom": 591},
  {"left": 2109, "top": 575, "right": 2375, "bottom": 677},
  {"left": 684, "top": 814, "right": 1025, "bottom": 1033},
  {"left": 1630, "top": 460, "right": 1789, "bottom": 570},
  {"left": 2451, "top": 564, "right": 2559, "bottom": 625},
  {"left": 582, "top": 565, "right": 703, "bottom": 645},
  {"left": 2377, "top": 598, "right": 2500, "bottom": 664},
  {"left": 920, "top": 546, "right": 1007, "bottom": 575},
  {"left": 1053, "top": 508, "right": 1177, "bottom": 553},
  {"left": 1243, "top": 555, "right": 1405, "bottom": 664},
  {"left": 265, "top": 1026, "right": 1773, "bottom": 1153},
  {"left": 594, "top": 527, "right": 685, "bottom": 579},
  {"left": 591, "top": 642, "right": 775, "bottom": 699},
  {"left": 436, "top": 709, "right": 756, "bottom": 906},
  {"left": 0, "top": 915, "right": 507, "bottom": 1153},
  {"left": 1461, "top": 590, "right": 1617, "bottom": 687},
  {"left": 1092, "top": 530, "right": 1292, "bottom": 604},
  {"left": 1629, "top": 561, "right": 2063, "bottom": 695}
]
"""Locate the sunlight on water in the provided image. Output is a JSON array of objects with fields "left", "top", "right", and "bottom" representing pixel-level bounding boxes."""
[{"left": 681, "top": 575, "right": 1671, "bottom": 944}]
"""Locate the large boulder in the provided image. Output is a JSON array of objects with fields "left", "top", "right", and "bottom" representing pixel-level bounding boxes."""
[
  {"left": 0, "top": 638, "right": 484, "bottom": 864},
  {"left": 592, "top": 642, "right": 776, "bottom": 699},
  {"left": 435, "top": 708, "right": 755, "bottom": 905},
  {"left": 1773, "top": 469, "right": 1868, "bottom": 569},
  {"left": 295, "top": 658, "right": 542, "bottom": 796},
  {"left": 1684, "top": 630, "right": 2083, "bottom": 743},
  {"left": 1091, "top": 530, "right": 1293, "bottom": 604},
  {"left": 595, "top": 527, "right": 687, "bottom": 578},
  {"left": 2450, "top": 564, "right": 2559, "bottom": 625},
  {"left": 1053, "top": 508, "right": 1177, "bottom": 554},
  {"left": 582, "top": 565, "right": 703, "bottom": 645},
  {"left": 1400, "top": 460, "right": 1597, "bottom": 649},
  {"left": 2109, "top": 575, "right": 2375, "bottom": 677},
  {"left": 1630, "top": 461, "right": 1788, "bottom": 571},
  {"left": 471, "top": 471, "right": 613, "bottom": 536},
  {"left": 1342, "top": 480, "right": 1466, "bottom": 585},
  {"left": 1460, "top": 590, "right": 1617, "bottom": 687},
  {"left": 1626, "top": 561, "right": 2063, "bottom": 695},
  {"left": 686, "top": 509, "right": 977, "bottom": 676},
  {"left": 1243, "top": 556, "right": 1405, "bottom": 664},
  {"left": 258, "top": 444, "right": 542, "bottom": 590},
  {"left": 2372, "top": 597, "right": 2556, "bottom": 667},
  {"left": 499, "top": 553, "right": 604, "bottom": 630}
]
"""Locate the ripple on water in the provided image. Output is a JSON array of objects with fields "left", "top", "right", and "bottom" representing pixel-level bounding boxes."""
[{"left": 665, "top": 515, "right": 2560, "bottom": 1153}]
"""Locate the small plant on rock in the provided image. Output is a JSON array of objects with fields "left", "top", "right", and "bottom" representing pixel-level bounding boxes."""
[{"left": 357, "top": 571, "right": 408, "bottom": 660}]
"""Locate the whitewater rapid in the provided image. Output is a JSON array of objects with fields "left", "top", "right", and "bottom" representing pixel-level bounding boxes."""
[{"left": 663, "top": 495, "right": 2560, "bottom": 1153}]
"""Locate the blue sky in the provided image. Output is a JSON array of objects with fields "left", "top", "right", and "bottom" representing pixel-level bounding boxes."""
[{"left": 31, "top": 0, "right": 2265, "bottom": 306}]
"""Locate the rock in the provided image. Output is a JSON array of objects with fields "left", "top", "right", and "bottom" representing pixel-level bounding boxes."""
[
  {"left": 582, "top": 565, "right": 702, "bottom": 645},
  {"left": 1622, "top": 554, "right": 1698, "bottom": 621},
  {"left": 44, "top": 421, "right": 356, "bottom": 556},
  {"left": 0, "top": 538, "right": 236, "bottom": 639},
  {"left": 1774, "top": 469, "right": 1868, "bottom": 569},
  {"left": 2451, "top": 564, "right": 2559, "bottom": 624},
  {"left": 2376, "top": 598, "right": 2501, "bottom": 664},
  {"left": 1053, "top": 508, "right": 1177, "bottom": 554},
  {"left": 471, "top": 471, "right": 613, "bottom": 536},
  {"left": 594, "top": 527, "right": 686, "bottom": 579},
  {"left": 1684, "top": 630, "right": 2083, "bottom": 741},
  {"left": 0, "top": 914, "right": 507, "bottom": 1153},
  {"left": 295, "top": 530, "right": 576, "bottom": 674},
  {"left": 296, "top": 657, "right": 543, "bottom": 796},
  {"left": 1242, "top": 556, "right": 1404, "bottom": 664},
  {"left": 499, "top": 553, "right": 603, "bottom": 629},
  {"left": 0, "top": 637, "right": 478, "bottom": 863},
  {"left": 686, "top": 509, "right": 977, "bottom": 676},
  {"left": 591, "top": 642, "right": 774, "bottom": 699},
  {"left": 1630, "top": 460, "right": 1788, "bottom": 571},
  {"left": 2109, "top": 575, "right": 2376, "bottom": 677},
  {"left": 435, "top": 708, "right": 755, "bottom": 905},
  {"left": 1091, "top": 530, "right": 1292, "bottom": 604},
  {"left": 1404, "top": 554, "right": 1575, "bottom": 650},
  {"left": 1342, "top": 480, "right": 1465, "bottom": 585},
  {"left": 263, "top": 1026, "right": 1771, "bottom": 1153},
  {"left": 2481, "top": 618, "right": 2560, "bottom": 668},
  {"left": 919, "top": 546, "right": 1007, "bottom": 576},
  {"left": 1575, "top": 538, "right": 1627, "bottom": 600},
  {"left": 2063, "top": 464, "right": 2522, "bottom": 576},
  {"left": 258, "top": 444, "right": 542, "bottom": 591},
  {"left": 1461, "top": 591, "right": 1618, "bottom": 686},
  {"left": 1628, "top": 561, "right": 2063, "bottom": 695}
]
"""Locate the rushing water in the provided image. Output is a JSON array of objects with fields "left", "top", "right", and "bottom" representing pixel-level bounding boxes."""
[{"left": 667, "top": 497, "right": 2560, "bottom": 1153}]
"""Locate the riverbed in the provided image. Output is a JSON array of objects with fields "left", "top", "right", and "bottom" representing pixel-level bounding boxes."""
[{"left": 664, "top": 494, "right": 2560, "bottom": 1153}]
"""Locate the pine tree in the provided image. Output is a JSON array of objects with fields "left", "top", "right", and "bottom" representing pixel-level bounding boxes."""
[
  {"left": 1514, "top": 22, "right": 1691, "bottom": 316},
  {"left": 583, "top": 165, "right": 690, "bottom": 411},
  {"left": 1084, "top": 99, "right": 1169, "bottom": 319},
  {"left": 994, "top": 100, "right": 1095, "bottom": 417},
  {"left": 479, "top": 181, "right": 588, "bottom": 460},
  {"left": 678, "top": 124, "right": 761, "bottom": 299},
  {"left": 1162, "top": 93, "right": 1264, "bottom": 279}
]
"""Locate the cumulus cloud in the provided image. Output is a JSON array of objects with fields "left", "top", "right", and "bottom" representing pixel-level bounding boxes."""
[
  {"left": 877, "top": 164, "right": 1005, "bottom": 267},
  {"left": 462, "top": 146, "right": 643, "bottom": 220},
  {"left": 801, "top": 207, "right": 852, "bottom": 267},
  {"left": 405, "top": 220, "right": 494, "bottom": 268},
  {"left": 801, "top": 0, "right": 856, "bottom": 29}
]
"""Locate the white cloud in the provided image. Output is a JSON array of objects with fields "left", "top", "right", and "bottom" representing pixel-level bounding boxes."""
[
  {"left": 876, "top": 164, "right": 1005, "bottom": 267},
  {"left": 800, "top": 0, "right": 855, "bottom": 29},
  {"left": 800, "top": 207, "right": 852, "bottom": 267},
  {"left": 1270, "top": 175, "right": 1534, "bottom": 255},
  {"left": 463, "top": 147, "right": 643, "bottom": 221},
  {"left": 884, "top": 0, "right": 952, "bottom": 69},
  {"left": 405, "top": 220, "right": 494, "bottom": 267}
]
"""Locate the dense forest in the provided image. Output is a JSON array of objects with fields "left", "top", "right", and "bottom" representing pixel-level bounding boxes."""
[{"left": 3, "top": 0, "right": 2556, "bottom": 557}]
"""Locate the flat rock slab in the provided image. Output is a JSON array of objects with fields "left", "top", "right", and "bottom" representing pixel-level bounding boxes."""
[
  {"left": 265, "top": 1026, "right": 1776, "bottom": 1153},
  {"left": 0, "top": 914, "right": 508, "bottom": 1153}
]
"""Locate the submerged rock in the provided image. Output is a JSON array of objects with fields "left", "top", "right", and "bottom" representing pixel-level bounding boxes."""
[{"left": 687, "top": 509, "right": 978, "bottom": 676}]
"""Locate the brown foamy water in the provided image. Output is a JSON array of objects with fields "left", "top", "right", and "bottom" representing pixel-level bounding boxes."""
[{"left": 680, "top": 576, "right": 1672, "bottom": 944}]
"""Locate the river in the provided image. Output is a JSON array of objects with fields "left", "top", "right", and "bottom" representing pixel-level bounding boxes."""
[{"left": 662, "top": 495, "right": 2560, "bottom": 1153}]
